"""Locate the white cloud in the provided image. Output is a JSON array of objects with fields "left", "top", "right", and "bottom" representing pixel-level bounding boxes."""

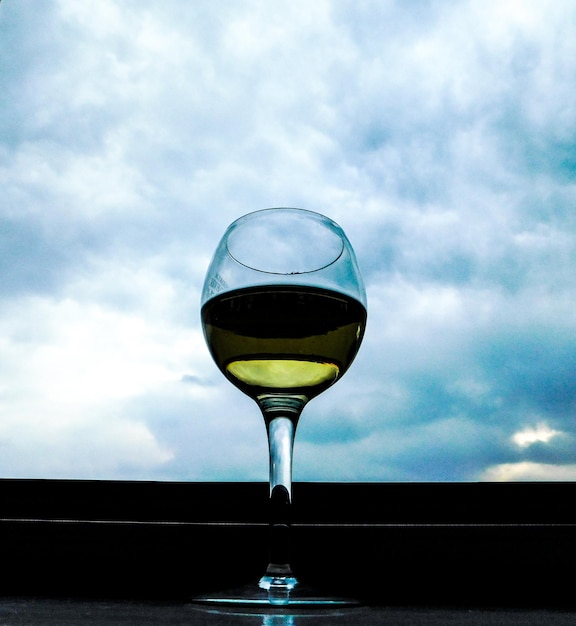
[
  {"left": 512, "top": 422, "right": 562, "bottom": 448},
  {"left": 0, "top": 261, "right": 210, "bottom": 478},
  {"left": 0, "top": 414, "right": 173, "bottom": 479},
  {"left": 481, "top": 462, "right": 576, "bottom": 482},
  {"left": 0, "top": 293, "right": 199, "bottom": 406},
  {"left": 2, "top": 140, "right": 153, "bottom": 219}
]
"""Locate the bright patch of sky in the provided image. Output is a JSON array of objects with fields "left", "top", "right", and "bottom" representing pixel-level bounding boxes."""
[
  {"left": 512, "top": 422, "right": 561, "bottom": 448},
  {"left": 1, "top": 0, "right": 576, "bottom": 481}
]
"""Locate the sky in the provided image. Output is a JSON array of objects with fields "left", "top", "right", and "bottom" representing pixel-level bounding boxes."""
[{"left": 1, "top": 0, "right": 576, "bottom": 483}]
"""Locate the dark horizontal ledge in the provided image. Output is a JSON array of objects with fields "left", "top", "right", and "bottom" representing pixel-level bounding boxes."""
[
  {"left": 0, "top": 480, "right": 575, "bottom": 606},
  {"left": 1, "top": 479, "right": 575, "bottom": 524}
]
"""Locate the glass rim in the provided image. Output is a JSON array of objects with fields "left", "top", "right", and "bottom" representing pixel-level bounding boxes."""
[
  {"left": 231, "top": 205, "right": 333, "bottom": 219},
  {"left": 224, "top": 207, "right": 346, "bottom": 275}
]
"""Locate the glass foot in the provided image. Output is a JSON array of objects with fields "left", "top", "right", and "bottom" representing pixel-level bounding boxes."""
[{"left": 190, "top": 579, "right": 360, "bottom": 607}]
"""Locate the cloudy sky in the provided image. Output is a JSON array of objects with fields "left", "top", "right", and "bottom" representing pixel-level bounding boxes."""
[{"left": 1, "top": 0, "right": 575, "bottom": 483}]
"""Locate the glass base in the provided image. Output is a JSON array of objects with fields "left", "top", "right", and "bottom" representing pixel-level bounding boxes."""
[{"left": 190, "top": 579, "right": 360, "bottom": 608}]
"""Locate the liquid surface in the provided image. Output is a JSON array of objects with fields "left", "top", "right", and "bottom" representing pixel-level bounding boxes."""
[{"left": 202, "top": 285, "right": 366, "bottom": 400}]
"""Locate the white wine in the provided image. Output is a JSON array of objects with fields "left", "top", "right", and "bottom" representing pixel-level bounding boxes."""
[{"left": 202, "top": 285, "right": 366, "bottom": 401}]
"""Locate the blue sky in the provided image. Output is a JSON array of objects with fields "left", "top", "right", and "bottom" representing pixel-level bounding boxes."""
[{"left": 1, "top": 0, "right": 576, "bottom": 481}]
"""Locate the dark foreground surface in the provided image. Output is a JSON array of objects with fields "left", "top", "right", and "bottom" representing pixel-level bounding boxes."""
[
  {"left": 0, "top": 480, "right": 575, "bottom": 623},
  {"left": 1, "top": 597, "right": 576, "bottom": 625}
]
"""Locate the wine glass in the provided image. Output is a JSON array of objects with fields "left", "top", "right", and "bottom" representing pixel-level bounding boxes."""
[{"left": 195, "top": 208, "right": 367, "bottom": 607}]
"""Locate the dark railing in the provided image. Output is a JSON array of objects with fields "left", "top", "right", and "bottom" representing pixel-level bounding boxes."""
[{"left": 0, "top": 480, "right": 574, "bottom": 607}]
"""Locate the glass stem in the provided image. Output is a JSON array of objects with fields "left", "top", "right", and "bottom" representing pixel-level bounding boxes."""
[
  {"left": 257, "top": 396, "right": 305, "bottom": 596},
  {"left": 268, "top": 415, "right": 295, "bottom": 500}
]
